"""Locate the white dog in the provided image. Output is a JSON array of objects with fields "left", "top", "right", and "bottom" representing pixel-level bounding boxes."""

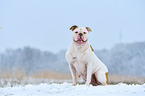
[{"left": 65, "top": 25, "right": 109, "bottom": 86}]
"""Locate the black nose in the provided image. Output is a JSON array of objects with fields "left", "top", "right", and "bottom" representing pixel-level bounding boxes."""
[{"left": 79, "top": 33, "right": 83, "bottom": 36}]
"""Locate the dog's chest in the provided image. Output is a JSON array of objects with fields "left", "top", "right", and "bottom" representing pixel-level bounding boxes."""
[
  {"left": 72, "top": 53, "right": 87, "bottom": 74},
  {"left": 73, "top": 60, "right": 87, "bottom": 75}
]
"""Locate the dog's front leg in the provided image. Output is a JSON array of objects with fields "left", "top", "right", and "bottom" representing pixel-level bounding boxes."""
[
  {"left": 69, "top": 64, "right": 77, "bottom": 86},
  {"left": 85, "top": 63, "right": 92, "bottom": 86}
]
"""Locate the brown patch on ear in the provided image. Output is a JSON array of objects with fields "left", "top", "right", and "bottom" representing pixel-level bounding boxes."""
[
  {"left": 86, "top": 27, "right": 92, "bottom": 32},
  {"left": 105, "top": 72, "right": 109, "bottom": 85},
  {"left": 70, "top": 25, "right": 78, "bottom": 31}
]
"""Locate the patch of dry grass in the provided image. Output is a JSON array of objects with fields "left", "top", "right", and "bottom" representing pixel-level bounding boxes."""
[
  {"left": 109, "top": 75, "right": 145, "bottom": 84},
  {"left": 0, "top": 70, "right": 25, "bottom": 87},
  {"left": 0, "top": 70, "right": 72, "bottom": 87},
  {"left": 0, "top": 70, "right": 145, "bottom": 87},
  {"left": 32, "top": 71, "right": 71, "bottom": 79},
  {"left": 1, "top": 70, "right": 25, "bottom": 79}
]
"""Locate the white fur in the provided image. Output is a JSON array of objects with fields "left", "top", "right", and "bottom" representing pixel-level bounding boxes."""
[{"left": 66, "top": 26, "right": 108, "bottom": 86}]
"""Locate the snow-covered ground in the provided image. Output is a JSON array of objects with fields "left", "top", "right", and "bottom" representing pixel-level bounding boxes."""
[{"left": 0, "top": 82, "right": 145, "bottom": 96}]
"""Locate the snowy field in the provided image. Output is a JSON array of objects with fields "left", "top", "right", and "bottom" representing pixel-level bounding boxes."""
[{"left": 0, "top": 82, "right": 145, "bottom": 96}]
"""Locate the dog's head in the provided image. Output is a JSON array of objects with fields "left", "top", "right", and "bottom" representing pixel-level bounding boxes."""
[{"left": 70, "top": 25, "right": 92, "bottom": 45}]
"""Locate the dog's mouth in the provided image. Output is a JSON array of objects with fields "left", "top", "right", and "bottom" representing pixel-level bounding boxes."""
[{"left": 74, "top": 38, "right": 87, "bottom": 44}]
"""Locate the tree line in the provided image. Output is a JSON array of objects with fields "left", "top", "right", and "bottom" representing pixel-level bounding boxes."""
[{"left": 0, "top": 41, "right": 145, "bottom": 77}]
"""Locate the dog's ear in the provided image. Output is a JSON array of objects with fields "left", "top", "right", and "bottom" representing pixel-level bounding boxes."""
[
  {"left": 86, "top": 27, "right": 92, "bottom": 32},
  {"left": 70, "top": 25, "right": 78, "bottom": 31}
]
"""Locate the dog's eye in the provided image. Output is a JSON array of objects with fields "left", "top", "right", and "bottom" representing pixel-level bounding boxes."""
[
  {"left": 84, "top": 32, "right": 87, "bottom": 34},
  {"left": 75, "top": 31, "right": 78, "bottom": 34}
]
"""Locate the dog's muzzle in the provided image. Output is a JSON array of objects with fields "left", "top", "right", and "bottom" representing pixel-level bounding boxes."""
[{"left": 74, "top": 35, "right": 87, "bottom": 44}]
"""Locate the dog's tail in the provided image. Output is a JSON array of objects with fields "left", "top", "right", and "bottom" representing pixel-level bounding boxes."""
[
  {"left": 90, "top": 45, "right": 94, "bottom": 52},
  {"left": 105, "top": 72, "right": 109, "bottom": 85}
]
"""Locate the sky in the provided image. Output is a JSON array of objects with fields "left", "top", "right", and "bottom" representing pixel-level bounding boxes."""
[{"left": 0, "top": 0, "right": 145, "bottom": 53}]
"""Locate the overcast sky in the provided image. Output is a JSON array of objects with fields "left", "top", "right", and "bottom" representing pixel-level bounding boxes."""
[{"left": 0, "top": 0, "right": 145, "bottom": 53}]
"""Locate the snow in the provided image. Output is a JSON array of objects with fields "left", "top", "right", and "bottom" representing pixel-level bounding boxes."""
[{"left": 0, "top": 83, "right": 145, "bottom": 96}]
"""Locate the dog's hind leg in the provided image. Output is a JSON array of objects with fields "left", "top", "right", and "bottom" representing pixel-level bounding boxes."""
[
  {"left": 91, "top": 74, "right": 101, "bottom": 86},
  {"left": 94, "top": 71, "right": 108, "bottom": 86}
]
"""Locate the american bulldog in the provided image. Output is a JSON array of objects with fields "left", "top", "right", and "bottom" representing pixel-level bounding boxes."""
[{"left": 65, "top": 25, "right": 109, "bottom": 86}]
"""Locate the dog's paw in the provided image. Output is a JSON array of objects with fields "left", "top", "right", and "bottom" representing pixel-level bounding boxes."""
[
  {"left": 85, "top": 82, "right": 90, "bottom": 86},
  {"left": 72, "top": 83, "right": 77, "bottom": 86}
]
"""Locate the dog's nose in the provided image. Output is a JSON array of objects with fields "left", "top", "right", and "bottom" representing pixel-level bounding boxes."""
[{"left": 79, "top": 33, "right": 83, "bottom": 36}]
